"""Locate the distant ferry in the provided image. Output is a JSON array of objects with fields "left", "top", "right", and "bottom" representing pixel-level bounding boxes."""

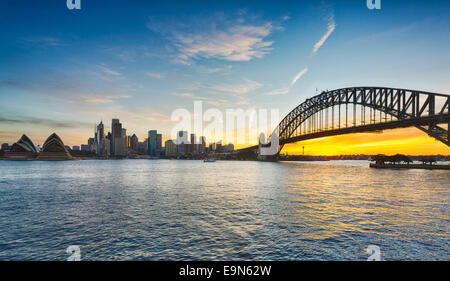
[{"left": 204, "top": 158, "right": 216, "bottom": 162}]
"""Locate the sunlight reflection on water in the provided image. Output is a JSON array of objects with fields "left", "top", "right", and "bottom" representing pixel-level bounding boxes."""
[{"left": 0, "top": 160, "right": 448, "bottom": 260}]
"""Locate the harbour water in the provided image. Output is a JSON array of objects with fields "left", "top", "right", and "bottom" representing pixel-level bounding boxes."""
[{"left": 0, "top": 160, "right": 448, "bottom": 260}]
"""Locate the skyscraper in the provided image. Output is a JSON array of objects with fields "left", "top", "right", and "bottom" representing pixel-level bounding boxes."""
[
  {"left": 156, "top": 133, "right": 162, "bottom": 156},
  {"left": 190, "top": 133, "right": 196, "bottom": 154},
  {"left": 177, "top": 131, "right": 188, "bottom": 154},
  {"left": 111, "top": 119, "right": 126, "bottom": 156},
  {"left": 130, "top": 134, "right": 138, "bottom": 152},
  {"left": 95, "top": 121, "right": 105, "bottom": 155},
  {"left": 148, "top": 130, "right": 157, "bottom": 156},
  {"left": 111, "top": 119, "right": 120, "bottom": 155},
  {"left": 200, "top": 136, "right": 206, "bottom": 154},
  {"left": 165, "top": 140, "right": 177, "bottom": 157}
]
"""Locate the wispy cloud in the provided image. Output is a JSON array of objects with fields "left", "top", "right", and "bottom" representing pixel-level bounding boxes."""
[
  {"left": 68, "top": 94, "right": 132, "bottom": 105},
  {"left": 196, "top": 65, "right": 233, "bottom": 74},
  {"left": 265, "top": 66, "right": 308, "bottom": 96},
  {"left": 20, "top": 36, "right": 66, "bottom": 48},
  {"left": 204, "top": 78, "right": 263, "bottom": 96},
  {"left": 290, "top": 67, "right": 308, "bottom": 86},
  {"left": 0, "top": 116, "right": 92, "bottom": 129},
  {"left": 99, "top": 65, "right": 121, "bottom": 76},
  {"left": 265, "top": 87, "right": 290, "bottom": 96},
  {"left": 312, "top": 14, "right": 336, "bottom": 55},
  {"left": 146, "top": 72, "right": 165, "bottom": 79},
  {"left": 174, "top": 92, "right": 230, "bottom": 107},
  {"left": 147, "top": 15, "right": 277, "bottom": 64}
]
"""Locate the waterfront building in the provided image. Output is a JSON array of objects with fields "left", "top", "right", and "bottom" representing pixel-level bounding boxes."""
[
  {"left": 1, "top": 143, "right": 9, "bottom": 152},
  {"left": 4, "top": 135, "right": 38, "bottom": 160},
  {"left": 72, "top": 146, "right": 80, "bottom": 151},
  {"left": 88, "top": 138, "right": 95, "bottom": 152},
  {"left": 106, "top": 132, "right": 112, "bottom": 156},
  {"left": 111, "top": 119, "right": 120, "bottom": 155},
  {"left": 94, "top": 121, "right": 106, "bottom": 156},
  {"left": 148, "top": 130, "right": 157, "bottom": 156},
  {"left": 165, "top": 140, "right": 177, "bottom": 157},
  {"left": 190, "top": 133, "right": 196, "bottom": 154},
  {"left": 81, "top": 144, "right": 89, "bottom": 152},
  {"left": 225, "top": 143, "right": 234, "bottom": 153},
  {"left": 111, "top": 119, "right": 126, "bottom": 157},
  {"left": 137, "top": 141, "right": 147, "bottom": 155},
  {"left": 130, "top": 134, "right": 139, "bottom": 152},
  {"left": 156, "top": 133, "right": 162, "bottom": 156},
  {"left": 36, "top": 133, "right": 72, "bottom": 160},
  {"left": 216, "top": 141, "right": 222, "bottom": 152},
  {"left": 177, "top": 131, "right": 188, "bottom": 154},
  {"left": 199, "top": 136, "right": 206, "bottom": 154}
]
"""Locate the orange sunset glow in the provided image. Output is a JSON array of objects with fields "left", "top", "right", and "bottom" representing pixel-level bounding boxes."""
[{"left": 281, "top": 127, "right": 450, "bottom": 156}]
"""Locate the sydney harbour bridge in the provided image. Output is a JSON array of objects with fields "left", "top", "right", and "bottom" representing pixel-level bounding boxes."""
[{"left": 240, "top": 87, "right": 450, "bottom": 160}]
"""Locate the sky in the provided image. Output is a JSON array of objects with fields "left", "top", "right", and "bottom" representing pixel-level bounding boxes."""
[{"left": 0, "top": 0, "right": 450, "bottom": 155}]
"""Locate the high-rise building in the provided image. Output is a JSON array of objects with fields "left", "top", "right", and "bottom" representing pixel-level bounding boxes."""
[
  {"left": 190, "top": 133, "right": 196, "bottom": 154},
  {"left": 95, "top": 121, "right": 106, "bottom": 156},
  {"left": 148, "top": 130, "right": 157, "bottom": 156},
  {"left": 165, "top": 140, "right": 177, "bottom": 157},
  {"left": 88, "top": 138, "right": 95, "bottom": 152},
  {"left": 177, "top": 131, "right": 188, "bottom": 154},
  {"left": 111, "top": 119, "right": 120, "bottom": 155},
  {"left": 155, "top": 133, "right": 162, "bottom": 156},
  {"left": 130, "top": 134, "right": 139, "bottom": 152},
  {"left": 111, "top": 119, "right": 126, "bottom": 156},
  {"left": 106, "top": 132, "right": 112, "bottom": 156},
  {"left": 199, "top": 136, "right": 206, "bottom": 154}
]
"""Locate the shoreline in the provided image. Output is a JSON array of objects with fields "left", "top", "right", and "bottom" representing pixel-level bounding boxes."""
[{"left": 369, "top": 163, "right": 450, "bottom": 170}]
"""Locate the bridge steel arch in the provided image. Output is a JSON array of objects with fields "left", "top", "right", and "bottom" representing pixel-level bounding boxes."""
[{"left": 274, "top": 87, "right": 450, "bottom": 151}]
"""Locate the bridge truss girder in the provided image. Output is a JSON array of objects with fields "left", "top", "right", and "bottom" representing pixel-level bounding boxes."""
[{"left": 277, "top": 87, "right": 450, "bottom": 148}]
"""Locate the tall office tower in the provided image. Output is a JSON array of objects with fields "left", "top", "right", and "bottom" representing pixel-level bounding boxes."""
[
  {"left": 148, "top": 130, "right": 157, "bottom": 156},
  {"left": 111, "top": 119, "right": 120, "bottom": 155},
  {"left": 106, "top": 132, "right": 112, "bottom": 155},
  {"left": 176, "top": 131, "right": 188, "bottom": 154},
  {"left": 216, "top": 141, "right": 223, "bottom": 153},
  {"left": 156, "top": 133, "right": 162, "bottom": 156},
  {"left": 112, "top": 119, "right": 125, "bottom": 156},
  {"left": 200, "top": 136, "right": 206, "bottom": 153},
  {"left": 190, "top": 133, "right": 196, "bottom": 154},
  {"left": 130, "top": 134, "right": 139, "bottom": 152},
  {"left": 164, "top": 140, "right": 177, "bottom": 157},
  {"left": 88, "top": 138, "right": 95, "bottom": 152},
  {"left": 122, "top": 128, "right": 128, "bottom": 154},
  {"left": 95, "top": 121, "right": 105, "bottom": 155}
]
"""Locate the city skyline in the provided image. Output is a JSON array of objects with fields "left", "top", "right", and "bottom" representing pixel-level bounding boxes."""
[{"left": 1, "top": 0, "right": 450, "bottom": 155}]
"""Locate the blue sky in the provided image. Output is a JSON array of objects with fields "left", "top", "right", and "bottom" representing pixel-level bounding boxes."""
[{"left": 1, "top": 0, "right": 450, "bottom": 146}]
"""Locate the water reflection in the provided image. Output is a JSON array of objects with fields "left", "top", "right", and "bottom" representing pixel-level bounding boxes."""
[{"left": 0, "top": 160, "right": 448, "bottom": 260}]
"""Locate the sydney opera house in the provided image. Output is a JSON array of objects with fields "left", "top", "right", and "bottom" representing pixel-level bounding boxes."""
[{"left": 5, "top": 133, "right": 72, "bottom": 161}]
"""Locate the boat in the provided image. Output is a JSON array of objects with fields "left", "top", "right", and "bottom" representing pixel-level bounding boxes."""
[{"left": 204, "top": 158, "right": 216, "bottom": 162}]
